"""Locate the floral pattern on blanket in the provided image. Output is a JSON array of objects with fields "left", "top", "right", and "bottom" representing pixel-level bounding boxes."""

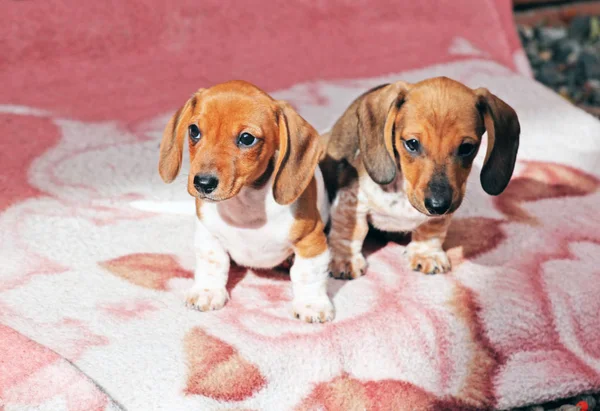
[{"left": 2, "top": 60, "right": 600, "bottom": 410}]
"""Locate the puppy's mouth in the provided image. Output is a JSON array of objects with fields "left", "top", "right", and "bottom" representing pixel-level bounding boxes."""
[
  {"left": 187, "top": 187, "right": 231, "bottom": 202},
  {"left": 195, "top": 190, "right": 235, "bottom": 203},
  {"left": 196, "top": 193, "right": 225, "bottom": 202},
  {"left": 192, "top": 182, "right": 242, "bottom": 203}
]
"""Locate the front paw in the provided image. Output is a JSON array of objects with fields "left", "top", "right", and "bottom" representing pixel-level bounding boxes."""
[
  {"left": 186, "top": 287, "right": 229, "bottom": 311},
  {"left": 329, "top": 253, "right": 367, "bottom": 280},
  {"left": 405, "top": 244, "right": 451, "bottom": 274},
  {"left": 292, "top": 297, "right": 335, "bottom": 323}
]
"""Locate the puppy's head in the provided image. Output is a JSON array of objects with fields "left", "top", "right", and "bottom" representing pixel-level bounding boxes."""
[
  {"left": 158, "top": 80, "right": 322, "bottom": 205},
  {"left": 356, "top": 77, "right": 520, "bottom": 216}
]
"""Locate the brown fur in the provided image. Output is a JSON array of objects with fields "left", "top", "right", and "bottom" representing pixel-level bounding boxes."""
[
  {"left": 290, "top": 177, "right": 328, "bottom": 259},
  {"left": 411, "top": 216, "right": 451, "bottom": 242},
  {"left": 327, "top": 174, "right": 369, "bottom": 279},
  {"left": 325, "top": 77, "right": 520, "bottom": 276},
  {"left": 274, "top": 101, "right": 323, "bottom": 205}
]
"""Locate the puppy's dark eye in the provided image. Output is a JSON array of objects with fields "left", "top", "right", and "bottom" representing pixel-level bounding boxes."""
[
  {"left": 237, "top": 132, "right": 258, "bottom": 148},
  {"left": 457, "top": 142, "right": 476, "bottom": 157},
  {"left": 189, "top": 124, "right": 201, "bottom": 143},
  {"left": 403, "top": 139, "right": 420, "bottom": 153}
]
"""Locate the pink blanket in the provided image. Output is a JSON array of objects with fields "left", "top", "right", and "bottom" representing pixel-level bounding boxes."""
[{"left": 2, "top": 1, "right": 600, "bottom": 410}]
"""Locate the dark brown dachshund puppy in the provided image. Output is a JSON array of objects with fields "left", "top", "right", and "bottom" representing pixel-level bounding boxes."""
[{"left": 324, "top": 77, "right": 520, "bottom": 278}]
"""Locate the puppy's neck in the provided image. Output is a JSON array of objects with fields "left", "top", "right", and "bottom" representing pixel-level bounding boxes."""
[{"left": 216, "top": 171, "right": 274, "bottom": 229}]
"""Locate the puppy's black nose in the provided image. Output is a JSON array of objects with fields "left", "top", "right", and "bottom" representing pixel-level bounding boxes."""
[
  {"left": 424, "top": 196, "right": 451, "bottom": 215},
  {"left": 193, "top": 174, "right": 219, "bottom": 194}
]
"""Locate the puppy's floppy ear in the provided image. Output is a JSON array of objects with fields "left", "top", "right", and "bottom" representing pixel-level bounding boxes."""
[
  {"left": 475, "top": 88, "right": 520, "bottom": 195},
  {"left": 158, "top": 89, "right": 203, "bottom": 183},
  {"left": 358, "top": 81, "right": 411, "bottom": 184},
  {"left": 273, "top": 101, "right": 322, "bottom": 205}
]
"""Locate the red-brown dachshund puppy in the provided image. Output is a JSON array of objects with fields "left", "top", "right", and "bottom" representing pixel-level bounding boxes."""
[
  {"left": 159, "top": 80, "right": 334, "bottom": 322},
  {"left": 324, "top": 77, "right": 520, "bottom": 278}
]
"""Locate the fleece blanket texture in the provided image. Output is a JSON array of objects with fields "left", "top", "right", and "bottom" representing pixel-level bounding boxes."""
[{"left": 1, "top": 1, "right": 600, "bottom": 410}]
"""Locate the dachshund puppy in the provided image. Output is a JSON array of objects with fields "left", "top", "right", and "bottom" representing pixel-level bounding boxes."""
[
  {"left": 324, "top": 77, "right": 520, "bottom": 278},
  {"left": 158, "top": 80, "right": 334, "bottom": 323}
]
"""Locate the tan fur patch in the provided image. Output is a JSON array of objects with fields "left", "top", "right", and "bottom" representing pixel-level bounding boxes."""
[
  {"left": 412, "top": 216, "right": 451, "bottom": 243},
  {"left": 290, "top": 177, "right": 327, "bottom": 259}
]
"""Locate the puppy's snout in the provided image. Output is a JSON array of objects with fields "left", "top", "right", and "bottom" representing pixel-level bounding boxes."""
[
  {"left": 424, "top": 175, "right": 453, "bottom": 215},
  {"left": 193, "top": 174, "right": 219, "bottom": 194}
]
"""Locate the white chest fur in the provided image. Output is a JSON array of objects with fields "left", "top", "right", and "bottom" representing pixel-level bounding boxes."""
[
  {"left": 197, "top": 168, "right": 329, "bottom": 269},
  {"left": 359, "top": 173, "right": 429, "bottom": 233}
]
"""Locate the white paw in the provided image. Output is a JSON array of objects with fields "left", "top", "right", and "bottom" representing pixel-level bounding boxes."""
[
  {"left": 186, "top": 287, "right": 229, "bottom": 311},
  {"left": 292, "top": 296, "right": 335, "bottom": 323},
  {"left": 404, "top": 243, "right": 451, "bottom": 274}
]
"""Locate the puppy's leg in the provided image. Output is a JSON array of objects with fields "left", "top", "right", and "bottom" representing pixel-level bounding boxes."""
[
  {"left": 186, "top": 220, "right": 230, "bottom": 311},
  {"left": 290, "top": 225, "right": 334, "bottom": 323},
  {"left": 405, "top": 216, "right": 452, "bottom": 274},
  {"left": 328, "top": 181, "right": 369, "bottom": 279}
]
